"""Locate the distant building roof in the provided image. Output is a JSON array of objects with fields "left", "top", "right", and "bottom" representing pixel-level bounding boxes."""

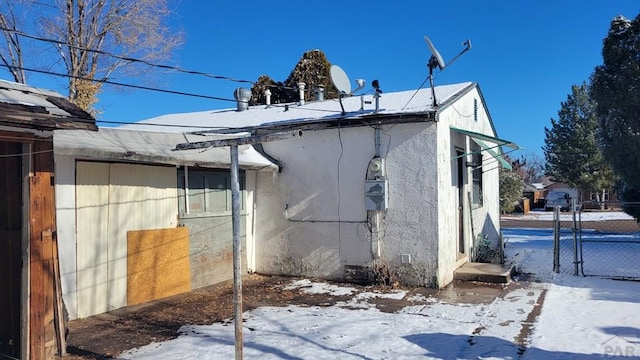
[{"left": 0, "top": 79, "right": 96, "bottom": 130}]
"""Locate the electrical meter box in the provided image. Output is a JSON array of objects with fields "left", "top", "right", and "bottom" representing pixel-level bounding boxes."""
[{"left": 365, "top": 179, "right": 388, "bottom": 210}]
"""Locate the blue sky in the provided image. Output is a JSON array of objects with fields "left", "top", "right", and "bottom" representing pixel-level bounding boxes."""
[{"left": 13, "top": 1, "right": 640, "bottom": 158}]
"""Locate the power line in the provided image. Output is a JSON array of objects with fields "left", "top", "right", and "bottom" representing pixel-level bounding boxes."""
[
  {"left": 0, "top": 63, "right": 238, "bottom": 103},
  {"left": 0, "top": 26, "right": 306, "bottom": 92},
  {"left": 0, "top": 26, "right": 256, "bottom": 86}
]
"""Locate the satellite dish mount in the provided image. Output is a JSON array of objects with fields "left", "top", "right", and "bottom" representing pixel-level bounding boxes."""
[
  {"left": 424, "top": 36, "right": 471, "bottom": 107},
  {"left": 330, "top": 65, "right": 365, "bottom": 115}
]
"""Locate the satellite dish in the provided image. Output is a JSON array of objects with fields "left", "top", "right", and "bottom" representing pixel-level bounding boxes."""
[
  {"left": 330, "top": 65, "right": 351, "bottom": 95},
  {"left": 330, "top": 64, "right": 366, "bottom": 114},
  {"left": 424, "top": 36, "right": 445, "bottom": 70},
  {"left": 423, "top": 35, "right": 472, "bottom": 107}
]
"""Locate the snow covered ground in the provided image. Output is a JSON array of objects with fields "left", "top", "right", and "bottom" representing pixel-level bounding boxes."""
[{"left": 120, "top": 212, "right": 640, "bottom": 359}]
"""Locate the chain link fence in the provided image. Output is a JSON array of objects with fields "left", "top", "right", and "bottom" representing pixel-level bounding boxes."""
[{"left": 553, "top": 201, "right": 640, "bottom": 279}]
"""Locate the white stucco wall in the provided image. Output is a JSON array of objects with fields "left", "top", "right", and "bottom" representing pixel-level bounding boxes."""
[
  {"left": 254, "top": 121, "right": 440, "bottom": 286},
  {"left": 436, "top": 88, "right": 502, "bottom": 287},
  {"left": 251, "top": 86, "right": 503, "bottom": 288}
]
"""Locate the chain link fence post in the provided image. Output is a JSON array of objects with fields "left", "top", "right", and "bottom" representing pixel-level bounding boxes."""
[
  {"left": 571, "top": 199, "right": 579, "bottom": 276},
  {"left": 553, "top": 206, "right": 560, "bottom": 273}
]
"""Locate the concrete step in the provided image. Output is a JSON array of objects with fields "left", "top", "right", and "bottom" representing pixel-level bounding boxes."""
[{"left": 454, "top": 262, "right": 515, "bottom": 284}]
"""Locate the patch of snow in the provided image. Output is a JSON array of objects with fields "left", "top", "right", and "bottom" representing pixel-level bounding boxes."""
[{"left": 120, "top": 217, "right": 640, "bottom": 359}]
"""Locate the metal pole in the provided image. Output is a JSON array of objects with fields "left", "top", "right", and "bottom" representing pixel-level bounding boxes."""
[
  {"left": 230, "top": 144, "right": 243, "bottom": 360},
  {"left": 552, "top": 206, "right": 560, "bottom": 273},
  {"left": 571, "top": 199, "right": 579, "bottom": 276}
]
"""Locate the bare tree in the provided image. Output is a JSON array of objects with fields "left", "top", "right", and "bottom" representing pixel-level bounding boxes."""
[
  {"left": 511, "top": 153, "right": 546, "bottom": 184},
  {"left": 0, "top": 0, "right": 27, "bottom": 83},
  {"left": 40, "top": 0, "right": 183, "bottom": 114}
]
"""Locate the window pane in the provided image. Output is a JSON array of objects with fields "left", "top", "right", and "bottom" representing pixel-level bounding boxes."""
[
  {"left": 188, "top": 175, "right": 206, "bottom": 212},
  {"left": 206, "top": 173, "right": 228, "bottom": 211},
  {"left": 472, "top": 152, "right": 483, "bottom": 206},
  {"left": 178, "top": 168, "right": 246, "bottom": 214}
]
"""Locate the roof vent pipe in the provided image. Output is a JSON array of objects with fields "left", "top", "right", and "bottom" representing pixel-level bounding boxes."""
[
  {"left": 265, "top": 88, "right": 271, "bottom": 108},
  {"left": 234, "top": 87, "right": 251, "bottom": 112},
  {"left": 298, "top": 82, "right": 306, "bottom": 106},
  {"left": 314, "top": 86, "right": 324, "bottom": 101}
]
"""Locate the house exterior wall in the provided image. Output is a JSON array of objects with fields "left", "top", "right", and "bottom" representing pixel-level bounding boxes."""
[
  {"left": 436, "top": 88, "right": 502, "bottom": 287},
  {"left": 176, "top": 168, "right": 255, "bottom": 289},
  {"left": 254, "top": 122, "right": 440, "bottom": 286},
  {"left": 56, "top": 159, "right": 179, "bottom": 319},
  {"left": 55, "top": 157, "right": 258, "bottom": 319}
]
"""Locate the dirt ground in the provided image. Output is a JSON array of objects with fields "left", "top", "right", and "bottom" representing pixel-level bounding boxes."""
[
  {"left": 61, "top": 215, "right": 637, "bottom": 359},
  {"left": 61, "top": 274, "right": 532, "bottom": 360}
]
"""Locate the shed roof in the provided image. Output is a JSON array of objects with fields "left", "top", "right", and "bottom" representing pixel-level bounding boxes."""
[
  {"left": 0, "top": 79, "right": 96, "bottom": 131},
  {"left": 54, "top": 127, "right": 278, "bottom": 171},
  {"left": 122, "top": 82, "right": 475, "bottom": 134}
]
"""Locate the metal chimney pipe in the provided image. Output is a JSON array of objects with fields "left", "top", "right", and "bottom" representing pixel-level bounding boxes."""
[
  {"left": 374, "top": 91, "right": 380, "bottom": 113},
  {"left": 314, "top": 86, "right": 324, "bottom": 101},
  {"left": 265, "top": 88, "right": 271, "bottom": 108},
  {"left": 234, "top": 88, "right": 251, "bottom": 112},
  {"left": 298, "top": 82, "right": 306, "bottom": 105}
]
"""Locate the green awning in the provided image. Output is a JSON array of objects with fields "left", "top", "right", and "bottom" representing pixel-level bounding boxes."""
[
  {"left": 472, "top": 138, "right": 512, "bottom": 170},
  {"left": 450, "top": 126, "right": 520, "bottom": 170}
]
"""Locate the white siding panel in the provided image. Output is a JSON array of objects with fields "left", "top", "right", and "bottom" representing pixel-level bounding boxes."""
[
  {"left": 106, "top": 164, "right": 178, "bottom": 311},
  {"left": 76, "top": 162, "right": 110, "bottom": 318},
  {"left": 76, "top": 162, "right": 179, "bottom": 317}
]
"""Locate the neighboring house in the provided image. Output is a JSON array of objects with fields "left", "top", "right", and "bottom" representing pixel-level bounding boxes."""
[
  {"left": 544, "top": 182, "right": 579, "bottom": 200},
  {"left": 52, "top": 127, "right": 278, "bottom": 320},
  {"left": 545, "top": 181, "right": 618, "bottom": 209},
  {"left": 0, "top": 80, "right": 96, "bottom": 360},
  {"left": 523, "top": 183, "right": 545, "bottom": 210},
  {"left": 125, "top": 81, "right": 518, "bottom": 289}
]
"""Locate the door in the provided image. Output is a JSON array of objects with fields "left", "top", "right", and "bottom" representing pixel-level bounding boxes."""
[
  {"left": 76, "top": 162, "right": 178, "bottom": 317},
  {"left": 0, "top": 141, "right": 23, "bottom": 358},
  {"left": 76, "top": 162, "right": 110, "bottom": 318},
  {"left": 456, "top": 149, "right": 465, "bottom": 257}
]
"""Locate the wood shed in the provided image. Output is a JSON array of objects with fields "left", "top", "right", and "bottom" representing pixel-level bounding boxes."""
[{"left": 0, "top": 80, "right": 96, "bottom": 360}]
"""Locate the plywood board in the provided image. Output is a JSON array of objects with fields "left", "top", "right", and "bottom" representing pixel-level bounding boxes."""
[{"left": 127, "top": 227, "right": 190, "bottom": 306}]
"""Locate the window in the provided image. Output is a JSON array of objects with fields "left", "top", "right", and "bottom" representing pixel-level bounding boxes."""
[
  {"left": 471, "top": 150, "right": 483, "bottom": 206},
  {"left": 177, "top": 168, "right": 245, "bottom": 216}
]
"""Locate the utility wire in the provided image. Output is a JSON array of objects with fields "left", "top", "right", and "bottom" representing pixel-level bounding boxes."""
[
  {"left": 0, "top": 63, "right": 238, "bottom": 103},
  {"left": 0, "top": 26, "right": 255, "bottom": 85},
  {"left": 0, "top": 26, "right": 308, "bottom": 92}
]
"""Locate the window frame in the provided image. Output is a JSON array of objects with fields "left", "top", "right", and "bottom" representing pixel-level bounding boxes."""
[
  {"left": 177, "top": 167, "right": 246, "bottom": 218},
  {"left": 471, "top": 148, "right": 483, "bottom": 207}
]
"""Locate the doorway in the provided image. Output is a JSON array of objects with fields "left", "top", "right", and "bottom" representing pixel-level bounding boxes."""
[
  {"left": 0, "top": 140, "right": 23, "bottom": 359},
  {"left": 456, "top": 149, "right": 465, "bottom": 258}
]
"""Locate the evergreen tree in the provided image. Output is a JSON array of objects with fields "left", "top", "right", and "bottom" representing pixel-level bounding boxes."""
[
  {"left": 590, "top": 14, "right": 640, "bottom": 219},
  {"left": 499, "top": 166, "right": 524, "bottom": 213},
  {"left": 543, "top": 83, "right": 614, "bottom": 202}
]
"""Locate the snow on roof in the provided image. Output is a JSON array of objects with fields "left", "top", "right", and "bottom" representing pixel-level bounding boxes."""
[
  {"left": 122, "top": 82, "right": 475, "bottom": 133},
  {"left": 54, "top": 127, "right": 278, "bottom": 171},
  {"left": 0, "top": 79, "right": 88, "bottom": 119}
]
